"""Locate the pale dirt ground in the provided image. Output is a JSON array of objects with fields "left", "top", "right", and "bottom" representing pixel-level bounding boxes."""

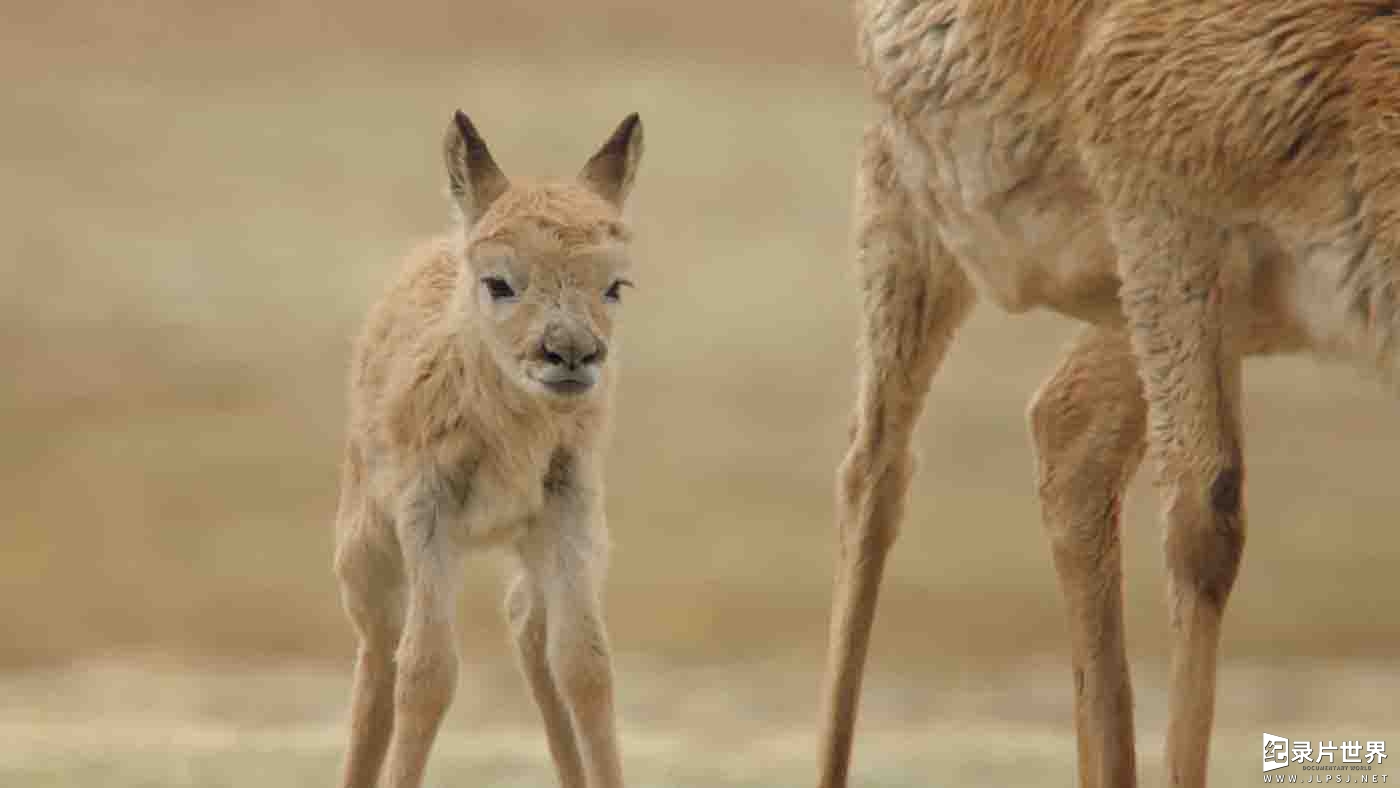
[
  {"left": 2, "top": 659, "right": 1396, "bottom": 787},
  {"left": 2, "top": 3, "right": 1398, "bottom": 784}
]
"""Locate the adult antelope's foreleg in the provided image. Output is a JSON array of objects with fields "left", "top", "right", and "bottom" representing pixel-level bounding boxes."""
[
  {"left": 1029, "top": 326, "right": 1147, "bottom": 788},
  {"left": 817, "top": 122, "right": 975, "bottom": 788},
  {"left": 1106, "top": 206, "right": 1245, "bottom": 788}
]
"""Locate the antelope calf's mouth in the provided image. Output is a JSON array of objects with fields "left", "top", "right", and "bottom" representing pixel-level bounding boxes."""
[{"left": 534, "top": 366, "right": 599, "bottom": 396}]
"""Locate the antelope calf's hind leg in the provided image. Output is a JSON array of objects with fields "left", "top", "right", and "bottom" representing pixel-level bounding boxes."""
[
  {"left": 1028, "top": 326, "right": 1146, "bottom": 788},
  {"left": 816, "top": 121, "right": 977, "bottom": 788}
]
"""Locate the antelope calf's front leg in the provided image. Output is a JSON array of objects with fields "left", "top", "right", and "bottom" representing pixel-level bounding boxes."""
[
  {"left": 382, "top": 513, "right": 465, "bottom": 788},
  {"left": 513, "top": 456, "right": 623, "bottom": 788},
  {"left": 333, "top": 108, "right": 645, "bottom": 788},
  {"left": 506, "top": 570, "right": 588, "bottom": 788}
]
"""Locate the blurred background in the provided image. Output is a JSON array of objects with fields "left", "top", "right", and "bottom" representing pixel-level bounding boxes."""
[{"left": 2, "top": 2, "right": 1396, "bottom": 785}]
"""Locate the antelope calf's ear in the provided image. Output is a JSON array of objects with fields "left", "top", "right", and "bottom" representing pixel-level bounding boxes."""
[
  {"left": 579, "top": 113, "right": 644, "bottom": 208},
  {"left": 443, "top": 110, "right": 510, "bottom": 224}
]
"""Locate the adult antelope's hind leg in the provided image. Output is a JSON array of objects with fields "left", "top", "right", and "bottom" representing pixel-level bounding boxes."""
[
  {"left": 817, "top": 122, "right": 975, "bottom": 788},
  {"left": 1107, "top": 205, "right": 1245, "bottom": 788},
  {"left": 1029, "top": 327, "right": 1147, "bottom": 788}
]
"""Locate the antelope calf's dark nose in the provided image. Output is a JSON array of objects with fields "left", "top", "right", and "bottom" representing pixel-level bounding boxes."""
[{"left": 540, "top": 330, "right": 605, "bottom": 369}]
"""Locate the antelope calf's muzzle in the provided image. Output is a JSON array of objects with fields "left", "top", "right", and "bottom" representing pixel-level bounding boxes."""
[{"left": 535, "top": 322, "right": 607, "bottom": 395}]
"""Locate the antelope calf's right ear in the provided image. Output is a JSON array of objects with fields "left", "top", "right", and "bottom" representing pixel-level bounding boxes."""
[
  {"left": 443, "top": 110, "right": 511, "bottom": 224},
  {"left": 579, "top": 113, "right": 644, "bottom": 208}
]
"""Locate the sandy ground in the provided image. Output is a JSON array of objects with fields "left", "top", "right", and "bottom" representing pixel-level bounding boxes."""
[{"left": 2, "top": 658, "right": 1396, "bottom": 787}]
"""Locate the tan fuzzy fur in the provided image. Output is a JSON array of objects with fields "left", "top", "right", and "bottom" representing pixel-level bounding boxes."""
[
  {"left": 334, "top": 111, "right": 643, "bottom": 788},
  {"left": 820, "top": 3, "right": 1400, "bottom": 788}
]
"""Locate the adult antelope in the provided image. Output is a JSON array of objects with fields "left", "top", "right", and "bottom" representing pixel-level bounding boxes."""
[{"left": 819, "top": 2, "right": 1399, "bottom": 786}]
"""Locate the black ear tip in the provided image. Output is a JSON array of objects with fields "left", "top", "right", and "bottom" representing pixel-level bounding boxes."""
[
  {"left": 453, "top": 110, "right": 480, "bottom": 142},
  {"left": 603, "top": 113, "right": 641, "bottom": 151}
]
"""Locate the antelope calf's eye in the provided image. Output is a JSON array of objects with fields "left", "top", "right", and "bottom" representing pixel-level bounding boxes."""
[
  {"left": 603, "top": 279, "right": 633, "bottom": 303},
  {"left": 480, "top": 276, "right": 516, "bottom": 301}
]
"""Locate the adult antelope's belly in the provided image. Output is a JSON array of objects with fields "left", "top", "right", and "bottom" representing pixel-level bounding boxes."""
[
  {"left": 895, "top": 110, "right": 1123, "bottom": 322},
  {"left": 863, "top": 0, "right": 1123, "bottom": 323}
]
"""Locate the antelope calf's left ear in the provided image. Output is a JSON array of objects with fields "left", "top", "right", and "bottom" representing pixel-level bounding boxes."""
[
  {"left": 579, "top": 113, "right": 644, "bottom": 208},
  {"left": 443, "top": 110, "right": 511, "bottom": 224}
]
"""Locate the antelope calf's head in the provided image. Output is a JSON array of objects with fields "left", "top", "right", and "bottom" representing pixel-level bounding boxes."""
[{"left": 443, "top": 110, "right": 644, "bottom": 402}]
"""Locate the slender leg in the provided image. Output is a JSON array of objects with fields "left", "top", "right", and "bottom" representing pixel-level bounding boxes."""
[
  {"left": 1108, "top": 206, "right": 1246, "bottom": 788},
  {"left": 382, "top": 514, "right": 466, "bottom": 788},
  {"left": 816, "top": 122, "right": 976, "bottom": 788},
  {"left": 1029, "top": 326, "right": 1146, "bottom": 788},
  {"left": 335, "top": 523, "right": 406, "bottom": 788},
  {"left": 517, "top": 461, "right": 623, "bottom": 788},
  {"left": 545, "top": 551, "right": 622, "bottom": 788},
  {"left": 506, "top": 571, "right": 588, "bottom": 788}
]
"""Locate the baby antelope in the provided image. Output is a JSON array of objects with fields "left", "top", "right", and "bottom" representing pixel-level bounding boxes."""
[{"left": 333, "top": 110, "right": 644, "bottom": 788}]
